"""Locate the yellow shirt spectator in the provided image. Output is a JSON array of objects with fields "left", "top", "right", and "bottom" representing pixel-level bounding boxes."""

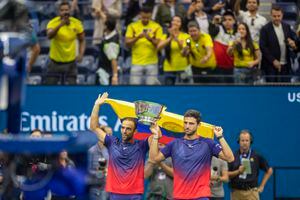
[
  {"left": 189, "top": 32, "right": 216, "bottom": 69},
  {"left": 47, "top": 16, "right": 84, "bottom": 62},
  {"left": 126, "top": 20, "right": 163, "bottom": 65},
  {"left": 162, "top": 32, "right": 190, "bottom": 72},
  {"left": 232, "top": 42, "right": 259, "bottom": 67}
]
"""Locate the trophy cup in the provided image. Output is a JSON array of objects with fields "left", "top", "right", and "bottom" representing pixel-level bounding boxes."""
[{"left": 134, "top": 101, "right": 165, "bottom": 125}]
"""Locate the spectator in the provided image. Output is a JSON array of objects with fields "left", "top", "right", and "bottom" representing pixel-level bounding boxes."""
[
  {"left": 227, "top": 22, "right": 260, "bottom": 83},
  {"left": 183, "top": 21, "right": 217, "bottom": 83},
  {"left": 228, "top": 130, "right": 273, "bottom": 200},
  {"left": 186, "top": 0, "right": 211, "bottom": 34},
  {"left": 203, "top": 0, "right": 225, "bottom": 17},
  {"left": 88, "top": 125, "right": 112, "bottom": 200},
  {"left": 45, "top": 0, "right": 85, "bottom": 85},
  {"left": 260, "top": 4, "right": 298, "bottom": 82},
  {"left": 30, "top": 129, "right": 43, "bottom": 138},
  {"left": 96, "top": 18, "right": 120, "bottom": 85},
  {"left": 210, "top": 10, "right": 237, "bottom": 83},
  {"left": 154, "top": 0, "right": 186, "bottom": 33},
  {"left": 157, "top": 15, "right": 190, "bottom": 85},
  {"left": 210, "top": 156, "right": 229, "bottom": 200},
  {"left": 125, "top": 6, "right": 163, "bottom": 85},
  {"left": 26, "top": 24, "right": 40, "bottom": 74},
  {"left": 235, "top": 0, "right": 267, "bottom": 42},
  {"left": 91, "top": 0, "right": 122, "bottom": 45}
]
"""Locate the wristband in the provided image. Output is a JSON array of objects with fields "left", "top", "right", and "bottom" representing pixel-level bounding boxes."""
[{"left": 217, "top": 135, "right": 223, "bottom": 140}]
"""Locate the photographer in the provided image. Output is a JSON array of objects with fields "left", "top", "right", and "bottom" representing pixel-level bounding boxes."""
[
  {"left": 182, "top": 21, "right": 216, "bottom": 83},
  {"left": 88, "top": 125, "right": 112, "bottom": 200}
]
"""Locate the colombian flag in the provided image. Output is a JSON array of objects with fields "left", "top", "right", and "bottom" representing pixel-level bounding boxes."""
[{"left": 105, "top": 98, "right": 214, "bottom": 144}]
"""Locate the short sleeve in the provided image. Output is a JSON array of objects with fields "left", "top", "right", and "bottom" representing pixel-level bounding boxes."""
[
  {"left": 138, "top": 138, "right": 149, "bottom": 154},
  {"left": 160, "top": 140, "right": 174, "bottom": 159},
  {"left": 104, "top": 134, "right": 114, "bottom": 149},
  {"left": 204, "top": 138, "right": 222, "bottom": 157},
  {"left": 258, "top": 153, "right": 270, "bottom": 172},
  {"left": 204, "top": 34, "right": 213, "bottom": 47},
  {"left": 253, "top": 42, "right": 259, "bottom": 50},
  {"left": 154, "top": 25, "right": 163, "bottom": 40},
  {"left": 125, "top": 24, "right": 134, "bottom": 38},
  {"left": 75, "top": 19, "right": 84, "bottom": 34}
]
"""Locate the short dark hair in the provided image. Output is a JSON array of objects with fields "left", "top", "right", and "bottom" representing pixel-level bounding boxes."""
[
  {"left": 105, "top": 18, "right": 117, "bottom": 31},
  {"left": 187, "top": 21, "right": 200, "bottom": 30},
  {"left": 184, "top": 109, "right": 201, "bottom": 124},
  {"left": 247, "top": 0, "right": 260, "bottom": 6},
  {"left": 121, "top": 117, "right": 138, "bottom": 130},
  {"left": 59, "top": 0, "right": 70, "bottom": 8},
  {"left": 140, "top": 6, "right": 152, "bottom": 13},
  {"left": 271, "top": 4, "right": 283, "bottom": 13},
  {"left": 223, "top": 9, "right": 235, "bottom": 19}
]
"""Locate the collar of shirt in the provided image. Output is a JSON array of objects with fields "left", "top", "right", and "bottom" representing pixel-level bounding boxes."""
[{"left": 104, "top": 29, "right": 117, "bottom": 40}]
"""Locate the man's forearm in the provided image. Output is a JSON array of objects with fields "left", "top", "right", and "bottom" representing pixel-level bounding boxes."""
[
  {"left": 47, "top": 24, "right": 63, "bottom": 39},
  {"left": 78, "top": 38, "right": 86, "bottom": 58},
  {"left": 219, "top": 138, "right": 234, "bottom": 162},
  {"left": 90, "top": 104, "right": 101, "bottom": 131},
  {"left": 259, "top": 168, "right": 273, "bottom": 188},
  {"left": 149, "top": 136, "right": 159, "bottom": 162}
]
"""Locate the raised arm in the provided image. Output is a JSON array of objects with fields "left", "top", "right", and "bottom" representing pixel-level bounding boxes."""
[
  {"left": 214, "top": 126, "right": 234, "bottom": 162},
  {"left": 149, "top": 123, "right": 166, "bottom": 163},
  {"left": 90, "top": 92, "right": 109, "bottom": 143}
]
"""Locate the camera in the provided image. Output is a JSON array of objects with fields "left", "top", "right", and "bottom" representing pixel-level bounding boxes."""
[
  {"left": 186, "top": 38, "right": 191, "bottom": 46},
  {"left": 98, "top": 157, "right": 107, "bottom": 171}
]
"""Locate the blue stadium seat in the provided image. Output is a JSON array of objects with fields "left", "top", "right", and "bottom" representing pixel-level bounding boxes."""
[{"left": 83, "top": 20, "right": 94, "bottom": 37}]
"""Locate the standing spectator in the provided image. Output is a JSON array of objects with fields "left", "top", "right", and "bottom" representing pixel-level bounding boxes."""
[
  {"left": 203, "top": 0, "right": 225, "bottom": 17},
  {"left": 45, "top": 0, "right": 85, "bottom": 85},
  {"left": 90, "top": 92, "right": 157, "bottom": 199},
  {"left": 186, "top": 0, "right": 211, "bottom": 34},
  {"left": 96, "top": 19, "right": 120, "bottom": 85},
  {"left": 157, "top": 16, "right": 190, "bottom": 85},
  {"left": 125, "top": 6, "right": 163, "bottom": 85},
  {"left": 235, "top": 0, "right": 267, "bottom": 42},
  {"left": 183, "top": 21, "right": 217, "bottom": 83},
  {"left": 260, "top": 4, "right": 298, "bottom": 82},
  {"left": 154, "top": 0, "right": 186, "bottom": 33},
  {"left": 228, "top": 130, "right": 273, "bottom": 200},
  {"left": 150, "top": 110, "right": 234, "bottom": 199},
  {"left": 91, "top": 0, "right": 122, "bottom": 45},
  {"left": 211, "top": 10, "right": 237, "bottom": 83},
  {"left": 88, "top": 125, "right": 112, "bottom": 200},
  {"left": 210, "top": 156, "right": 229, "bottom": 200},
  {"left": 227, "top": 22, "right": 260, "bottom": 83}
]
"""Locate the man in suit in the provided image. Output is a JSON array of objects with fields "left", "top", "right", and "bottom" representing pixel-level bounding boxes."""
[{"left": 260, "top": 4, "right": 298, "bottom": 82}]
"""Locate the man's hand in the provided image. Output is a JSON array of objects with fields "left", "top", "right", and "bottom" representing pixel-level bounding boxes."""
[
  {"left": 238, "top": 165, "right": 246, "bottom": 174},
  {"left": 212, "top": 2, "right": 225, "bottom": 11},
  {"left": 94, "top": 92, "right": 109, "bottom": 106},
  {"left": 257, "top": 185, "right": 264, "bottom": 193},
  {"left": 76, "top": 54, "right": 83, "bottom": 63},
  {"left": 150, "top": 123, "right": 162, "bottom": 138},
  {"left": 273, "top": 59, "right": 281, "bottom": 72},
  {"left": 287, "top": 38, "right": 297, "bottom": 50},
  {"left": 213, "top": 126, "right": 223, "bottom": 138}
]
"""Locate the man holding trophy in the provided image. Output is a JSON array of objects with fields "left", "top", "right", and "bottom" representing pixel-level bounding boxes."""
[
  {"left": 90, "top": 92, "right": 163, "bottom": 200},
  {"left": 150, "top": 109, "right": 234, "bottom": 200}
]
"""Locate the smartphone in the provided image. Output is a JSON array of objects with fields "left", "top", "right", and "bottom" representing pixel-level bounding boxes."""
[{"left": 186, "top": 38, "right": 191, "bottom": 46}]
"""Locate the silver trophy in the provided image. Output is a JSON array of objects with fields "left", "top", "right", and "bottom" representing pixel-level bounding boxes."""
[{"left": 134, "top": 101, "right": 165, "bottom": 125}]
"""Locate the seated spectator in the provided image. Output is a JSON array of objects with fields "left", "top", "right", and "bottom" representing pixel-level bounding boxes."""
[
  {"left": 125, "top": 6, "right": 163, "bottom": 85},
  {"left": 227, "top": 22, "right": 260, "bottom": 84},
  {"left": 96, "top": 18, "right": 120, "bottom": 85},
  {"left": 157, "top": 16, "right": 190, "bottom": 85},
  {"left": 183, "top": 21, "right": 217, "bottom": 83},
  {"left": 235, "top": 0, "right": 267, "bottom": 42},
  {"left": 154, "top": 0, "right": 186, "bottom": 33},
  {"left": 210, "top": 10, "right": 237, "bottom": 83},
  {"left": 260, "top": 4, "right": 298, "bottom": 82},
  {"left": 45, "top": 0, "right": 85, "bottom": 85}
]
